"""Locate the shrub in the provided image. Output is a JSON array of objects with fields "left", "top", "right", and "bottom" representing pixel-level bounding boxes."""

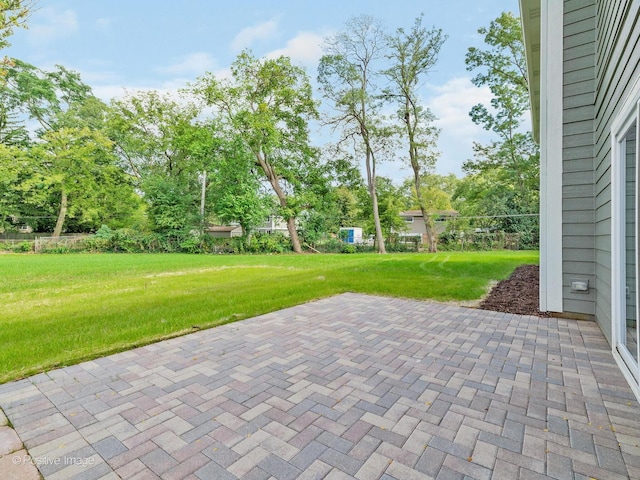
[
  {"left": 35, "top": 228, "right": 303, "bottom": 255},
  {"left": 109, "top": 229, "right": 145, "bottom": 253},
  {"left": 247, "top": 232, "right": 292, "bottom": 254},
  {"left": 386, "top": 243, "right": 412, "bottom": 253},
  {"left": 179, "top": 235, "right": 204, "bottom": 254},
  {"left": 313, "top": 238, "right": 344, "bottom": 253},
  {"left": 81, "top": 237, "right": 111, "bottom": 252},
  {"left": 16, "top": 241, "right": 33, "bottom": 252},
  {"left": 341, "top": 244, "right": 357, "bottom": 254},
  {"left": 438, "top": 231, "right": 528, "bottom": 251},
  {"left": 41, "top": 245, "right": 72, "bottom": 254},
  {"left": 0, "top": 241, "right": 33, "bottom": 252},
  {"left": 94, "top": 224, "right": 114, "bottom": 239}
]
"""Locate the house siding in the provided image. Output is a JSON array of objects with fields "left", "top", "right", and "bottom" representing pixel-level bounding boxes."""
[
  {"left": 593, "top": 0, "right": 640, "bottom": 343},
  {"left": 562, "top": 0, "right": 597, "bottom": 316}
]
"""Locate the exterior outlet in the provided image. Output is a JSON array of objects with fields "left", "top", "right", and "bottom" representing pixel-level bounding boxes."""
[{"left": 571, "top": 280, "right": 589, "bottom": 293}]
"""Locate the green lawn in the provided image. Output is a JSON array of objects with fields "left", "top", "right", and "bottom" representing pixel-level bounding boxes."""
[{"left": 0, "top": 250, "right": 538, "bottom": 383}]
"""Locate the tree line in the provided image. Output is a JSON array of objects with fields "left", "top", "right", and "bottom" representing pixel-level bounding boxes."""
[{"left": 0, "top": 2, "right": 539, "bottom": 253}]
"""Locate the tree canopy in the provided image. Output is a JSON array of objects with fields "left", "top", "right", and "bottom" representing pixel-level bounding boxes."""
[
  {"left": 0, "top": 8, "right": 540, "bottom": 254},
  {"left": 319, "top": 15, "right": 390, "bottom": 254},
  {"left": 458, "top": 11, "right": 540, "bottom": 248},
  {"left": 384, "top": 14, "right": 446, "bottom": 251},
  {"left": 193, "top": 51, "right": 320, "bottom": 253},
  {"left": 1, "top": 0, "right": 34, "bottom": 85}
]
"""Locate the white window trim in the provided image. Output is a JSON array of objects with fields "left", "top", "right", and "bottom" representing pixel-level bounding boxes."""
[
  {"left": 611, "top": 74, "right": 640, "bottom": 401},
  {"left": 539, "top": 0, "right": 564, "bottom": 312}
]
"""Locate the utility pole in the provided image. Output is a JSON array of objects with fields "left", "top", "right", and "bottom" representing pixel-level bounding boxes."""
[
  {"left": 200, "top": 171, "right": 207, "bottom": 219},
  {"left": 199, "top": 171, "right": 207, "bottom": 243}
]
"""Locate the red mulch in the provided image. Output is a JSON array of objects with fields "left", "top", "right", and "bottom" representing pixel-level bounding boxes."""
[{"left": 478, "top": 264, "right": 550, "bottom": 317}]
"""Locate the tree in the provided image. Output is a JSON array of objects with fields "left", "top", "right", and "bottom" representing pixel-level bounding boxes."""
[
  {"left": 0, "top": 59, "right": 95, "bottom": 149},
  {"left": 403, "top": 173, "right": 457, "bottom": 213},
  {"left": 0, "top": 142, "right": 55, "bottom": 231},
  {"left": 318, "top": 15, "right": 390, "bottom": 254},
  {"left": 2, "top": 59, "right": 93, "bottom": 134},
  {"left": 463, "top": 11, "right": 539, "bottom": 245},
  {"left": 0, "top": 61, "right": 142, "bottom": 234},
  {"left": 108, "top": 91, "right": 217, "bottom": 235},
  {"left": 357, "top": 176, "right": 408, "bottom": 244},
  {"left": 193, "top": 51, "right": 319, "bottom": 253},
  {"left": 1, "top": 0, "right": 34, "bottom": 84},
  {"left": 29, "top": 126, "right": 136, "bottom": 237},
  {"left": 108, "top": 90, "right": 210, "bottom": 179},
  {"left": 0, "top": 143, "right": 27, "bottom": 229},
  {"left": 208, "top": 135, "right": 271, "bottom": 239},
  {"left": 466, "top": 12, "right": 529, "bottom": 139},
  {"left": 141, "top": 174, "right": 199, "bottom": 235},
  {"left": 0, "top": 105, "right": 27, "bottom": 146},
  {"left": 384, "top": 15, "right": 446, "bottom": 252},
  {"left": 334, "top": 185, "right": 362, "bottom": 228},
  {"left": 1, "top": 0, "right": 33, "bottom": 51},
  {"left": 453, "top": 140, "right": 539, "bottom": 247},
  {"left": 295, "top": 160, "right": 355, "bottom": 245}
]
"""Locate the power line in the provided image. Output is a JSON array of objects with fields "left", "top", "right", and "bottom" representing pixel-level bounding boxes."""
[{"left": 449, "top": 214, "right": 539, "bottom": 220}]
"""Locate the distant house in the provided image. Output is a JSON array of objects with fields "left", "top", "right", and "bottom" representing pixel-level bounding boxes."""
[
  {"left": 398, "top": 210, "right": 459, "bottom": 243},
  {"left": 205, "top": 226, "right": 243, "bottom": 238},
  {"left": 256, "top": 216, "right": 291, "bottom": 236},
  {"left": 520, "top": 0, "right": 640, "bottom": 399}
]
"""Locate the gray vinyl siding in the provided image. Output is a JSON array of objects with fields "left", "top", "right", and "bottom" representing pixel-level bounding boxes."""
[
  {"left": 562, "top": 0, "right": 597, "bottom": 316},
  {"left": 593, "top": 0, "right": 640, "bottom": 343}
]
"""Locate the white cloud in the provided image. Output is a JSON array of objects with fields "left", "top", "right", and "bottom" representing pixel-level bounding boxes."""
[
  {"left": 92, "top": 84, "right": 131, "bottom": 103},
  {"left": 212, "top": 67, "right": 233, "bottom": 81},
  {"left": 29, "top": 7, "right": 79, "bottom": 42},
  {"left": 425, "top": 77, "right": 494, "bottom": 175},
  {"left": 266, "top": 32, "right": 324, "bottom": 65},
  {"left": 231, "top": 19, "right": 279, "bottom": 51},
  {"left": 92, "top": 82, "right": 186, "bottom": 104},
  {"left": 156, "top": 52, "right": 217, "bottom": 77},
  {"left": 428, "top": 77, "right": 492, "bottom": 136},
  {"left": 85, "top": 69, "right": 188, "bottom": 103},
  {"left": 87, "top": 61, "right": 230, "bottom": 105}
]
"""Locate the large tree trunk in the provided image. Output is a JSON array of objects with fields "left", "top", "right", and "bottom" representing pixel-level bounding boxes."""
[
  {"left": 413, "top": 170, "right": 437, "bottom": 253},
  {"left": 420, "top": 206, "right": 437, "bottom": 253},
  {"left": 405, "top": 100, "right": 437, "bottom": 253},
  {"left": 358, "top": 68, "right": 385, "bottom": 254},
  {"left": 241, "top": 225, "right": 253, "bottom": 247},
  {"left": 255, "top": 151, "right": 303, "bottom": 253},
  {"left": 365, "top": 148, "right": 386, "bottom": 254},
  {"left": 52, "top": 188, "right": 67, "bottom": 238},
  {"left": 286, "top": 216, "right": 302, "bottom": 253},
  {"left": 370, "top": 186, "right": 386, "bottom": 254}
]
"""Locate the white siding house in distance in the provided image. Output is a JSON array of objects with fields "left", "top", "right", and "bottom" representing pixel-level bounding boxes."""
[
  {"left": 398, "top": 210, "right": 458, "bottom": 244},
  {"left": 256, "top": 216, "right": 290, "bottom": 236}
]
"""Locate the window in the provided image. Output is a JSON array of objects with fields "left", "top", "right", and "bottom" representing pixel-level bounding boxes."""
[{"left": 612, "top": 82, "right": 640, "bottom": 394}]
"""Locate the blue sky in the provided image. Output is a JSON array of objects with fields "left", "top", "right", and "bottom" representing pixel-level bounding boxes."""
[{"left": 5, "top": 0, "right": 520, "bottom": 180}]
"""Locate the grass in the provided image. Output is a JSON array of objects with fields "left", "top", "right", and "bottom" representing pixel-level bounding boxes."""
[{"left": 0, "top": 250, "right": 538, "bottom": 383}]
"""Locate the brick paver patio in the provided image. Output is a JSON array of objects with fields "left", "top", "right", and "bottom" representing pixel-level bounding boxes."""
[{"left": 1, "top": 293, "right": 639, "bottom": 479}]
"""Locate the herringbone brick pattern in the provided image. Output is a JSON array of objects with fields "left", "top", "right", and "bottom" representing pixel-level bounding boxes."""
[{"left": 1, "top": 293, "right": 639, "bottom": 479}]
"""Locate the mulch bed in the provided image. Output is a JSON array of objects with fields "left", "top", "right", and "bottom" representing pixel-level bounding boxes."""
[{"left": 478, "top": 264, "right": 551, "bottom": 317}]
